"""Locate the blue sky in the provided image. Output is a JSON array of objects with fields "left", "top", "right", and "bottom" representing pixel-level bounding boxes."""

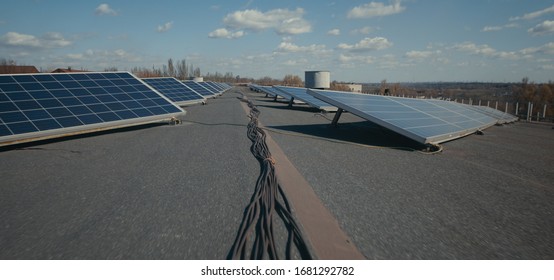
[{"left": 1, "top": 0, "right": 553, "bottom": 83}]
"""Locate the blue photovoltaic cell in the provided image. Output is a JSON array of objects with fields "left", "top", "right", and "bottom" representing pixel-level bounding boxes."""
[
  {"left": 0, "top": 72, "right": 184, "bottom": 146},
  {"left": 182, "top": 81, "right": 215, "bottom": 97},
  {"left": 199, "top": 82, "right": 221, "bottom": 94},
  {"left": 308, "top": 89, "right": 499, "bottom": 144},
  {"left": 273, "top": 86, "right": 337, "bottom": 111},
  {"left": 142, "top": 77, "right": 205, "bottom": 105},
  {"left": 205, "top": 81, "right": 224, "bottom": 92}
]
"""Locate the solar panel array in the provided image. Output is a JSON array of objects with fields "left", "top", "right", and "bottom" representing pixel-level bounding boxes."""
[
  {"left": 142, "top": 77, "right": 205, "bottom": 106},
  {"left": 469, "top": 105, "right": 518, "bottom": 124},
  {"left": 273, "top": 86, "right": 337, "bottom": 112},
  {"left": 249, "top": 84, "right": 299, "bottom": 103},
  {"left": 257, "top": 85, "right": 282, "bottom": 98},
  {"left": 205, "top": 81, "right": 225, "bottom": 92},
  {"left": 199, "top": 82, "right": 220, "bottom": 94},
  {"left": 0, "top": 72, "right": 185, "bottom": 146},
  {"left": 182, "top": 81, "right": 216, "bottom": 98},
  {"left": 308, "top": 89, "right": 498, "bottom": 144}
]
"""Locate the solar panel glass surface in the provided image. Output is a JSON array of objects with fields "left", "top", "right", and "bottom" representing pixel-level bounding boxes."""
[
  {"left": 182, "top": 81, "right": 214, "bottom": 97},
  {"left": 469, "top": 105, "right": 518, "bottom": 124},
  {"left": 142, "top": 77, "right": 205, "bottom": 105},
  {"left": 273, "top": 86, "right": 337, "bottom": 111},
  {"left": 199, "top": 82, "right": 220, "bottom": 94},
  {"left": 308, "top": 89, "right": 497, "bottom": 144},
  {"left": 205, "top": 81, "right": 227, "bottom": 92},
  {"left": 0, "top": 72, "right": 184, "bottom": 145}
]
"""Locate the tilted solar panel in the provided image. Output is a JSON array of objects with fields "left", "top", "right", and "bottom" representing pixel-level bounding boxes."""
[
  {"left": 257, "top": 86, "right": 281, "bottom": 97},
  {"left": 273, "top": 86, "right": 337, "bottom": 111},
  {"left": 205, "top": 81, "right": 226, "bottom": 92},
  {"left": 262, "top": 85, "right": 293, "bottom": 100},
  {"left": 182, "top": 81, "right": 215, "bottom": 98},
  {"left": 0, "top": 72, "right": 185, "bottom": 146},
  {"left": 469, "top": 105, "right": 518, "bottom": 124},
  {"left": 199, "top": 82, "right": 221, "bottom": 94},
  {"left": 308, "top": 89, "right": 498, "bottom": 144},
  {"left": 142, "top": 77, "right": 205, "bottom": 106}
]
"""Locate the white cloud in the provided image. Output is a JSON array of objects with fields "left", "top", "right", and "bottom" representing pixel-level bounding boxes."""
[
  {"left": 405, "top": 50, "right": 433, "bottom": 59},
  {"left": 482, "top": 26, "right": 502, "bottom": 32},
  {"left": 482, "top": 23, "right": 518, "bottom": 32},
  {"left": 350, "top": 26, "right": 379, "bottom": 35},
  {"left": 95, "top": 4, "right": 117, "bottom": 16},
  {"left": 339, "top": 54, "right": 374, "bottom": 64},
  {"left": 347, "top": 1, "right": 405, "bottom": 19},
  {"left": 510, "top": 4, "right": 554, "bottom": 21},
  {"left": 282, "top": 58, "right": 308, "bottom": 66},
  {"left": 520, "top": 42, "right": 554, "bottom": 55},
  {"left": 222, "top": 8, "right": 311, "bottom": 35},
  {"left": 157, "top": 21, "right": 173, "bottom": 33},
  {"left": 337, "top": 37, "right": 392, "bottom": 52},
  {"left": 452, "top": 42, "right": 498, "bottom": 56},
  {"left": 452, "top": 42, "right": 520, "bottom": 60},
  {"left": 528, "top": 20, "right": 554, "bottom": 36},
  {"left": 65, "top": 49, "right": 142, "bottom": 63},
  {"left": 208, "top": 28, "right": 245, "bottom": 39},
  {"left": 277, "top": 42, "right": 328, "bottom": 53},
  {"left": 0, "top": 32, "right": 71, "bottom": 49},
  {"left": 327, "top": 28, "right": 340, "bottom": 36}
]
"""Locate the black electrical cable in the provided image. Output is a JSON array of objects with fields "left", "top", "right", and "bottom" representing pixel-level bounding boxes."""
[{"left": 228, "top": 99, "right": 313, "bottom": 260}]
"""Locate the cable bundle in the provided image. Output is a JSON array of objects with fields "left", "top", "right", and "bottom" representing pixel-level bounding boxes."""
[{"left": 228, "top": 100, "right": 312, "bottom": 260}]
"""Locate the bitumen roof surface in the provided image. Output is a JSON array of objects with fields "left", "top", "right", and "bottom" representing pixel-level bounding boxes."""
[{"left": 1, "top": 87, "right": 553, "bottom": 259}]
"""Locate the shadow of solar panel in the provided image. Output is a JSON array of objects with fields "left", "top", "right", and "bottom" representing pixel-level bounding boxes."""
[
  {"left": 142, "top": 77, "right": 205, "bottom": 106},
  {"left": 0, "top": 72, "right": 185, "bottom": 146},
  {"left": 308, "top": 89, "right": 498, "bottom": 144}
]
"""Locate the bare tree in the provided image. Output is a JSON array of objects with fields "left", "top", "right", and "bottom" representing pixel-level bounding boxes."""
[
  {"left": 167, "top": 58, "right": 175, "bottom": 77},
  {"left": 176, "top": 59, "right": 188, "bottom": 80}
]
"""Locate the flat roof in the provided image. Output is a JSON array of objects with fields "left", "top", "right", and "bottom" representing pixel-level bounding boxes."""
[{"left": 1, "top": 86, "right": 552, "bottom": 259}]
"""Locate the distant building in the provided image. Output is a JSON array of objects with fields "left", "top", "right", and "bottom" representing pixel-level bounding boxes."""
[
  {"left": 51, "top": 67, "right": 89, "bottom": 73},
  {"left": 337, "top": 83, "right": 362, "bottom": 93},
  {"left": 0, "top": 65, "right": 39, "bottom": 74}
]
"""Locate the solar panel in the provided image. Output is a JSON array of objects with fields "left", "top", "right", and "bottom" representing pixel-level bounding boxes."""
[
  {"left": 199, "top": 82, "right": 221, "bottom": 94},
  {"left": 273, "top": 86, "right": 337, "bottom": 112},
  {"left": 142, "top": 77, "right": 205, "bottom": 106},
  {"left": 249, "top": 84, "right": 264, "bottom": 93},
  {"left": 257, "top": 86, "right": 281, "bottom": 97},
  {"left": 219, "top": 83, "right": 232, "bottom": 90},
  {"left": 182, "top": 81, "right": 215, "bottom": 98},
  {"left": 205, "top": 81, "right": 226, "bottom": 92},
  {"left": 258, "top": 85, "right": 291, "bottom": 99},
  {"left": 469, "top": 105, "right": 518, "bottom": 124},
  {"left": 307, "top": 89, "right": 498, "bottom": 144},
  {"left": 0, "top": 72, "right": 185, "bottom": 147}
]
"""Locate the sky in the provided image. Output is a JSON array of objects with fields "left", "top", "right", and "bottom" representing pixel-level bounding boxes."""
[{"left": 1, "top": 0, "right": 553, "bottom": 83}]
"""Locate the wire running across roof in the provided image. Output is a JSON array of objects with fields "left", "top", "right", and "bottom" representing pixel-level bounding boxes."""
[
  {"left": 141, "top": 77, "right": 205, "bottom": 106},
  {"left": 308, "top": 89, "right": 499, "bottom": 145},
  {"left": 0, "top": 72, "right": 185, "bottom": 146},
  {"left": 273, "top": 86, "right": 337, "bottom": 112},
  {"left": 182, "top": 81, "right": 216, "bottom": 98}
]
